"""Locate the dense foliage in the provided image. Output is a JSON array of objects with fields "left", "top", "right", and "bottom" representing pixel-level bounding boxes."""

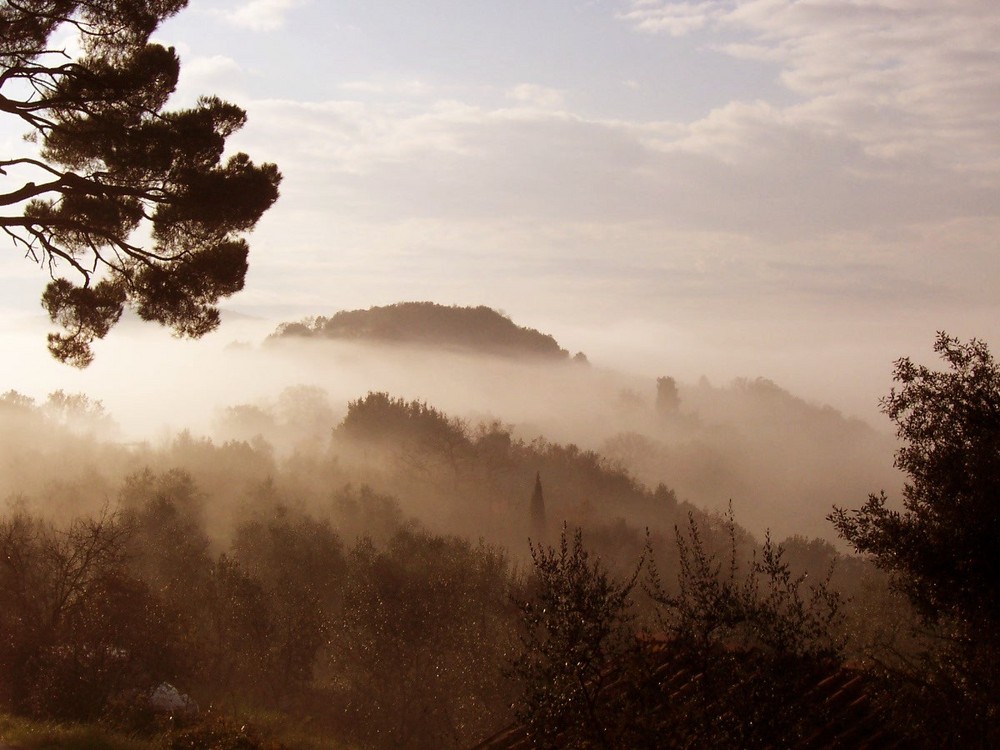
[
  {"left": 511, "top": 527, "right": 645, "bottom": 749},
  {"left": 334, "top": 391, "right": 675, "bottom": 545},
  {"left": 504, "top": 520, "right": 850, "bottom": 749},
  {"left": 831, "top": 332, "right": 1000, "bottom": 743},
  {"left": 0, "top": 478, "right": 519, "bottom": 749},
  {"left": 831, "top": 333, "right": 1000, "bottom": 627}
]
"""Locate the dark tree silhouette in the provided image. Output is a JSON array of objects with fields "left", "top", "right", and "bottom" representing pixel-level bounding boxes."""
[
  {"left": 1, "top": 1, "right": 281, "bottom": 365},
  {"left": 830, "top": 333, "right": 1000, "bottom": 629},
  {"left": 0, "top": 507, "right": 176, "bottom": 718},
  {"left": 655, "top": 375, "right": 679, "bottom": 416},
  {"left": 272, "top": 302, "right": 572, "bottom": 359},
  {"left": 530, "top": 471, "right": 546, "bottom": 537},
  {"left": 830, "top": 333, "right": 1000, "bottom": 741}
]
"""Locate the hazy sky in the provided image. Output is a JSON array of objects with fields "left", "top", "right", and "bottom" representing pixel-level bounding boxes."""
[{"left": 2, "top": 0, "right": 998, "bottom": 423}]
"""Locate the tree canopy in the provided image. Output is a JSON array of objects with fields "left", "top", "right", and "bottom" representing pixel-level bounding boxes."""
[
  {"left": 830, "top": 332, "right": 1000, "bottom": 629},
  {"left": 272, "top": 302, "right": 573, "bottom": 360},
  {"left": 1, "top": 0, "right": 281, "bottom": 365},
  {"left": 829, "top": 332, "right": 1000, "bottom": 741}
]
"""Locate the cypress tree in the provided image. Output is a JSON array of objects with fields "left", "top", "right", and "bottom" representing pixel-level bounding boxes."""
[{"left": 530, "top": 472, "right": 546, "bottom": 536}]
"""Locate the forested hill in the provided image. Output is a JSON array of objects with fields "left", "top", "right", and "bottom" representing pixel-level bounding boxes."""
[{"left": 270, "top": 302, "right": 578, "bottom": 360}]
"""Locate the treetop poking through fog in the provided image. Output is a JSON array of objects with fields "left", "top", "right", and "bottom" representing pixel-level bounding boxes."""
[
  {"left": 0, "top": 0, "right": 281, "bottom": 367},
  {"left": 272, "top": 302, "right": 580, "bottom": 360}
]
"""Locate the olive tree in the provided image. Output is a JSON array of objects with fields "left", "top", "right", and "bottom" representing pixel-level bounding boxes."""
[{"left": 511, "top": 526, "right": 646, "bottom": 750}]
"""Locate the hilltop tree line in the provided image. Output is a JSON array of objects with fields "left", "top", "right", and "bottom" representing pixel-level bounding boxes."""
[
  {"left": 213, "top": 388, "right": 681, "bottom": 549},
  {"left": 271, "top": 303, "right": 582, "bottom": 361}
]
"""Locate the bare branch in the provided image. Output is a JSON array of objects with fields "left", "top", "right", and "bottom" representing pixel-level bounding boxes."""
[{"left": 0, "top": 157, "right": 66, "bottom": 178}]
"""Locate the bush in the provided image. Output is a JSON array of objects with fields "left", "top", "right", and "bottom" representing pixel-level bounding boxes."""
[{"left": 511, "top": 525, "right": 648, "bottom": 749}]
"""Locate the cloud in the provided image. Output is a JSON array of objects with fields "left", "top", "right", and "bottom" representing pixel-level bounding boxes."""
[
  {"left": 216, "top": 0, "right": 305, "bottom": 32},
  {"left": 233, "top": 89, "right": 991, "bottom": 243},
  {"left": 619, "top": 1, "right": 1000, "bottom": 176},
  {"left": 183, "top": 54, "right": 244, "bottom": 83},
  {"left": 618, "top": 0, "right": 722, "bottom": 36},
  {"left": 171, "top": 54, "right": 246, "bottom": 104},
  {"left": 212, "top": 0, "right": 997, "bottom": 342},
  {"left": 238, "top": 98, "right": 484, "bottom": 178},
  {"left": 506, "top": 84, "right": 567, "bottom": 110},
  {"left": 222, "top": 87, "right": 994, "bottom": 384}
]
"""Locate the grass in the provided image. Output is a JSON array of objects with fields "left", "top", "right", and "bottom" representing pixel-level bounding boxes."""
[
  {"left": 0, "top": 713, "right": 159, "bottom": 750},
  {"left": 244, "top": 712, "right": 352, "bottom": 750},
  {"left": 0, "top": 711, "right": 354, "bottom": 750}
]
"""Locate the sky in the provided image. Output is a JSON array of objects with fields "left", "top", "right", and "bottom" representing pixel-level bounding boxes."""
[{"left": 1, "top": 0, "right": 999, "bottom": 425}]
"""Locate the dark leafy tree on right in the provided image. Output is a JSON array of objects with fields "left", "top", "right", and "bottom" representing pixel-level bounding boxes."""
[
  {"left": 830, "top": 332, "right": 1000, "bottom": 741},
  {"left": 830, "top": 332, "right": 1000, "bottom": 627}
]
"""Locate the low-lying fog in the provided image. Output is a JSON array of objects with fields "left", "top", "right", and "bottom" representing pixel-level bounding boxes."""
[{"left": 0, "top": 310, "right": 904, "bottom": 541}]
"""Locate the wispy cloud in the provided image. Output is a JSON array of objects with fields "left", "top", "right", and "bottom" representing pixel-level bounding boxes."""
[
  {"left": 506, "top": 84, "right": 567, "bottom": 110},
  {"left": 216, "top": 0, "right": 305, "bottom": 32},
  {"left": 170, "top": 54, "right": 246, "bottom": 104},
  {"left": 234, "top": 90, "right": 990, "bottom": 242},
  {"left": 183, "top": 54, "right": 243, "bottom": 82},
  {"left": 618, "top": 0, "right": 726, "bottom": 36},
  {"left": 619, "top": 1, "right": 1000, "bottom": 176}
]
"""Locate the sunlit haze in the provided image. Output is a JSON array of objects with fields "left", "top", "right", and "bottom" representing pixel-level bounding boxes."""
[{"left": 3, "top": 0, "right": 998, "bottom": 425}]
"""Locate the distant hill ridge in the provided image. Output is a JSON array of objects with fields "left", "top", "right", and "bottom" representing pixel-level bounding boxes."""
[{"left": 271, "top": 302, "right": 581, "bottom": 360}]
